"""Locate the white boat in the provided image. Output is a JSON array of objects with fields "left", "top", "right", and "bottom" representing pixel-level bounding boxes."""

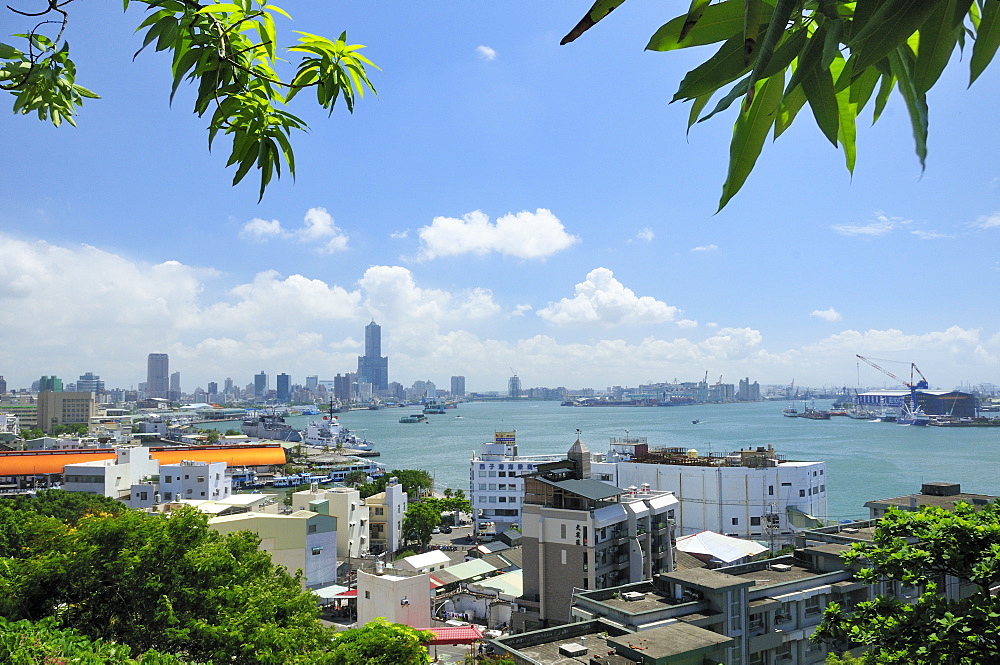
[
  {"left": 301, "top": 416, "right": 373, "bottom": 451},
  {"left": 897, "top": 404, "right": 930, "bottom": 426},
  {"left": 782, "top": 404, "right": 798, "bottom": 417}
]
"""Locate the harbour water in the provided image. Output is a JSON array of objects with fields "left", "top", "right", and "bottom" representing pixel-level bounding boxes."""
[{"left": 208, "top": 401, "right": 999, "bottom": 523}]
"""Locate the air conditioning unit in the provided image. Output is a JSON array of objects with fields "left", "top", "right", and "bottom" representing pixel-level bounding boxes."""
[
  {"left": 621, "top": 591, "right": 646, "bottom": 602},
  {"left": 771, "top": 564, "right": 793, "bottom": 572}
]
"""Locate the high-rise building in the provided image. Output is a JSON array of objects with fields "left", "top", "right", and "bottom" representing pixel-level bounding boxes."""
[
  {"left": 254, "top": 371, "right": 268, "bottom": 399},
  {"left": 276, "top": 373, "right": 291, "bottom": 403},
  {"left": 305, "top": 375, "right": 319, "bottom": 391},
  {"left": 76, "top": 372, "right": 104, "bottom": 394},
  {"left": 39, "top": 376, "right": 63, "bottom": 392},
  {"left": 224, "top": 377, "right": 234, "bottom": 394},
  {"left": 451, "top": 375, "right": 466, "bottom": 397},
  {"left": 508, "top": 374, "right": 522, "bottom": 399},
  {"left": 334, "top": 373, "right": 353, "bottom": 401},
  {"left": 147, "top": 353, "right": 169, "bottom": 398},
  {"left": 207, "top": 381, "right": 218, "bottom": 396},
  {"left": 169, "top": 371, "right": 181, "bottom": 396},
  {"left": 0, "top": 376, "right": 6, "bottom": 394},
  {"left": 357, "top": 321, "right": 389, "bottom": 393},
  {"left": 37, "top": 391, "right": 96, "bottom": 434}
]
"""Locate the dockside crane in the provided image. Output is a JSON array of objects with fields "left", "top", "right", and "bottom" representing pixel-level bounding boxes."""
[{"left": 855, "top": 355, "right": 929, "bottom": 413}]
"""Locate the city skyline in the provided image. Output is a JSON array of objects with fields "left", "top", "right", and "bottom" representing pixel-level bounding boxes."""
[{"left": 1, "top": 4, "right": 999, "bottom": 392}]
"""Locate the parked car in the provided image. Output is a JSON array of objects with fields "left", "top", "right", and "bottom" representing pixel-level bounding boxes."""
[{"left": 431, "top": 526, "right": 440, "bottom": 534}]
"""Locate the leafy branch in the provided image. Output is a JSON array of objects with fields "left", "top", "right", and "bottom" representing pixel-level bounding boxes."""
[
  {"left": 561, "top": 0, "right": 1000, "bottom": 210},
  {"left": 1, "top": 0, "right": 378, "bottom": 199}
]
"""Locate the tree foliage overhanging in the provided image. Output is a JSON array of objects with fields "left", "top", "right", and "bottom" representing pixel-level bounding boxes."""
[
  {"left": 1, "top": 0, "right": 377, "bottom": 200},
  {"left": 563, "top": 0, "right": 1000, "bottom": 209},
  {"left": 0, "top": 492, "right": 433, "bottom": 664},
  {"left": 812, "top": 501, "right": 1000, "bottom": 664}
]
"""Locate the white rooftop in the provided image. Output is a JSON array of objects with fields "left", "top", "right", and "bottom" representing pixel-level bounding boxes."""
[
  {"left": 676, "top": 530, "right": 768, "bottom": 564},
  {"left": 399, "top": 549, "right": 451, "bottom": 569}
]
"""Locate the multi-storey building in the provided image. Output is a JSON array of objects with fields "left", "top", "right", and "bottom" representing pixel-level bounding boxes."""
[
  {"left": 63, "top": 446, "right": 159, "bottom": 502},
  {"left": 365, "top": 476, "right": 408, "bottom": 554},
  {"left": 254, "top": 371, "right": 268, "bottom": 399},
  {"left": 469, "top": 431, "right": 566, "bottom": 538},
  {"left": 451, "top": 375, "right": 466, "bottom": 397},
  {"left": 357, "top": 320, "right": 389, "bottom": 393},
  {"left": 36, "top": 390, "right": 96, "bottom": 433},
  {"left": 146, "top": 353, "right": 169, "bottom": 398},
  {"left": 291, "top": 485, "right": 369, "bottom": 559},
  {"left": 516, "top": 436, "right": 679, "bottom": 630},
  {"left": 39, "top": 375, "right": 63, "bottom": 392},
  {"left": 158, "top": 460, "right": 232, "bottom": 504},
  {"left": 76, "top": 372, "right": 104, "bottom": 395},
  {"left": 594, "top": 440, "right": 826, "bottom": 545},
  {"left": 276, "top": 373, "right": 291, "bottom": 403}
]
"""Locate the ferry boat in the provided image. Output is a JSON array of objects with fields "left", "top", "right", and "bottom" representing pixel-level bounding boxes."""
[
  {"left": 782, "top": 404, "right": 798, "bottom": 417},
  {"left": 399, "top": 414, "right": 426, "bottom": 423},
  {"left": 423, "top": 402, "right": 447, "bottom": 415},
  {"left": 301, "top": 417, "right": 373, "bottom": 451}
]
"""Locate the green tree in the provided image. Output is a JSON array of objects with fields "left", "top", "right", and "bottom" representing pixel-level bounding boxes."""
[
  {"left": 205, "top": 429, "right": 220, "bottom": 444},
  {"left": 402, "top": 502, "right": 440, "bottom": 549},
  {"left": 0, "top": 617, "right": 193, "bottom": 664},
  {"left": 17, "top": 428, "right": 44, "bottom": 441},
  {"left": 326, "top": 617, "right": 433, "bottom": 665},
  {"left": 562, "top": 0, "right": 1000, "bottom": 208},
  {"left": 0, "top": 488, "right": 124, "bottom": 525},
  {"left": 2, "top": 0, "right": 377, "bottom": 199},
  {"left": 0, "top": 504, "right": 335, "bottom": 664},
  {"left": 343, "top": 470, "right": 369, "bottom": 486},
  {"left": 224, "top": 428, "right": 241, "bottom": 436},
  {"left": 813, "top": 502, "right": 1000, "bottom": 664}
]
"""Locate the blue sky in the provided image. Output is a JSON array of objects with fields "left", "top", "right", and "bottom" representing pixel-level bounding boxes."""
[{"left": 1, "top": 2, "right": 998, "bottom": 394}]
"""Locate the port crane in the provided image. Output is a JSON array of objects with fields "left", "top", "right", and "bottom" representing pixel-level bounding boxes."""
[{"left": 855, "top": 355, "right": 929, "bottom": 413}]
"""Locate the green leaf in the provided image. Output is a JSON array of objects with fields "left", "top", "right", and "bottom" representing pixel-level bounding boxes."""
[
  {"left": 774, "top": 83, "right": 806, "bottom": 138},
  {"left": 847, "top": 0, "right": 940, "bottom": 75},
  {"left": 719, "top": 70, "right": 784, "bottom": 210},
  {"left": 680, "top": 0, "right": 713, "bottom": 41},
  {"left": 783, "top": 23, "right": 827, "bottom": 98},
  {"left": 801, "top": 60, "right": 839, "bottom": 145},
  {"left": 889, "top": 46, "right": 928, "bottom": 170},
  {"left": 561, "top": 0, "right": 629, "bottom": 45},
  {"left": 196, "top": 4, "right": 244, "bottom": 15},
  {"left": 745, "top": 0, "right": 797, "bottom": 94},
  {"left": 821, "top": 18, "right": 844, "bottom": 70},
  {"left": 672, "top": 36, "right": 748, "bottom": 102},
  {"left": 913, "top": 0, "right": 963, "bottom": 93},
  {"left": 743, "top": 0, "right": 764, "bottom": 66},
  {"left": 831, "top": 56, "right": 857, "bottom": 173},
  {"left": 647, "top": 0, "right": 770, "bottom": 52},
  {"left": 687, "top": 92, "right": 713, "bottom": 135},
  {"left": 848, "top": 65, "right": 880, "bottom": 113},
  {"left": 970, "top": 0, "right": 1000, "bottom": 84},
  {"left": 698, "top": 76, "right": 750, "bottom": 124},
  {"left": 872, "top": 67, "right": 896, "bottom": 123}
]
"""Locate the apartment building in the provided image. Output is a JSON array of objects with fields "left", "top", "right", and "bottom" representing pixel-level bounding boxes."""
[
  {"left": 63, "top": 446, "right": 158, "bottom": 502},
  {"left": 157, "top": 460, "right": 231, "bottom": 504},
  {"left": 36, "top": 390, "right": 96, "bottom": 433},
  {"left": 497, "top": 518, "right": 982, "bottom": 665},
  {"left": 469, "top": 430, "right": 567, "bottom": 537},
  {"left": 292, "top": 485, "right": 369, "bottom": 559},
  {"left": 365, "top": 476, "right": 408, "bottom": 554},
  {"left": 515, "top": 436, "right": 679, "bottom": 630},
  {"left": 593, "top": 440, "right": 826, "bottom": 544}
]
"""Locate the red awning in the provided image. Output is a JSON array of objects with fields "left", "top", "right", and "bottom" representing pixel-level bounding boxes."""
[
  {"left": 421, "top": 626, "right": 484, "bottom": 645},
  {"left": 334, "top": 589, "right": 357, "bottom": 597},
  {"left": 429, "top": 576, "right": 445, "bottom": 588}
]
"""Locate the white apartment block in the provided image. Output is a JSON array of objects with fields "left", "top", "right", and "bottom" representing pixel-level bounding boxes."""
[
  {"left": 366, "top": 477, "right": 408, "bottom": 554},
  {"left": 157, "top": 460, "right": 232, "bottom": 505},
  {"left": 292, "top": 485, "right": 369, "bottom": 559},
  {"left": 593, "top": 440, "right": 826, "bottom": 545},
  {"left": 356, "top": 567, "right": 431, "bottom": 629},
  {"left": 63, "top": 446, "right": 159, "bottom": 503},
  {"left": 469, "top": 431, "right": 566, "bottom": 537}
]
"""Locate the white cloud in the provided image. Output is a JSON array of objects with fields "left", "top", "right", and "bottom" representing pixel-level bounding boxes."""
[
  {"left": 512, "top": 304, "right": 533, "bottom": 316},
  {"left": 910, "top": 230, "right": 952, "bottom": 240},
  {"left": 537, "top": 267, "right": 680, "bottom": 326},
  {"left": 831, "top": 212, "right": 910, "bottom": 237},
  {"left": 239, "top": 218, "right": 284, "bottom": 241},
  {"left": 391, "top": 230, "right": 409, "bottom": 239},
  {"left": 476, "top": 45, "right": 497, "bottom": 60},
  {"left": 238, "top": 207, "right": 349, "bottom": 253},
  {"left": 691, "top": 244, "right": 717, "bottom": 252},
  {"left": 677, "top": 319, "right": 699, "bottom": 328},
  {"left": 810, "top": 308, "right": 842, "bottom": 322},
  {"left": 416, "top": 209, "right": 579, "bottom": 260},
  {"left": 975, "top": 212, "right": 1000, "bottom": 229},
  {"left": 634, "top": 228, "right": 655, "bottom": 242}
]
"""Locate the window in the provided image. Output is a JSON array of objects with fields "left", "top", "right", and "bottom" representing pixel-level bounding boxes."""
[
  {"left": 308, "top": 524, "right": 318, "bottom": 534},
  {"left": 499, "top": 497, "right": 507, "bottom": 502},
  {"left": 509, "top": 496, "right": 517, "bottom": 503},
  {"left": 197, "top": 476, "right": 205, "bottom": 483},
  {"left": 365, "top": 591, "right": 371, "bottom": 599},
  {"left": 820, "top": 484, "right": 826, "bottom": 492},
  {"left": 186, "top": 489, "right": 192, "bottom": 495},
  {"left": 805, "top": 595, "right": 822, "bottom": 616},
  {"left": 561, "top": 524, "right": 567, "bottom": 539},
  {"left": 165, "top": 476, "right": 172, "bottom": 483},
  {"left": 479, "top": 483, "right": 486, "bottom": 490},
  {"left": 561, "top": 549, "right": 566, "bottom": 565},
  {"left": 498, "top": 471, "right": 507, "bottom": 477},
  {"left": 750, "top": 516, "right": 761, "bottom": 526},
  {"left": 184, "top": 475, "right": 190, "bottom": 480},
  {"left": 488, "top": 484, "right": 496, "bottom": 491},
  {"left": 164, "top": 492, "right": 172, "bottom": 500},
  {"left": 781, "top": 482, "right": 792, "bottom": 486},
  {"left": 374, "top": 507, "right": 384, "bottom": 516},
  {"left": 311, "top": 547, "right": 323, "bottom": 555},
  {"left": 478, "top": 471, "right": 486, "bottom": 477},
  {"left": 139, "top": 492, "right": 148, "bottom": 501},
  {"left": 488, "top": 496, "right": 496, "bottom": 503},
  {"left": 731, "top": 517, "right": 739, "bottom": 525},
  {"left": 768, "top": 485, "right": 774, "bottom": 496},
  {"left": 488, "top": 471, "right": 496, "bottom": 477}
]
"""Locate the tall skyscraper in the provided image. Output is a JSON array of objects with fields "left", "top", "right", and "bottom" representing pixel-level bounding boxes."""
[
  {"left": 276, "top": 373, "right": 291, "bottom": 403},
  {"left": 39, "top": 375, "right": 64, "bottom": 392},
  {"left": 77, "top": 372, "right": 105, "bottom": 394},
  {"left": 0, "top": 376, "right": 6, "bottom": 394},
  {"left": 170, "top": 371, "right": 181, "bottom": 395},
  {"left": 508, "top": 374, "right": 522, "bottom": 399},
  {"left": 224, "top": 377, "right": 234, "bottom": 394},
  {"left": 357, "top": 321, "right": 389, "bottom": 392},
  {"left": 305, "top": 375, "right": 319, "bottom": 391},
  {"left": 207, "top": 381, "right": 219, "bottom": 396},
  {"left": 451, "top": 375, "right": 466, "bottom": 397},
  {"left": 254, "top": 371, "right": 268, "bottom": 399},
  {"left": 147, "top": 353, "right": 169, "bottom": 398}
]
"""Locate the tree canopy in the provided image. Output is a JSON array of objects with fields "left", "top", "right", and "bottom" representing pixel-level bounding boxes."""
[
  {"left": 402, "top": 501, "right": 441, "bottom": 548},
  {"left": 562, "top": 0, "right": 1000, "bottom": 209},
  {"left": 813, "top": 501, "right": 1000, "bottom": 664},
  {"left": 326, "top": 618, "right": 433, "bottom": 665},
  {"left": 1, "top": 0, "right": 376, "bottom": 200}
]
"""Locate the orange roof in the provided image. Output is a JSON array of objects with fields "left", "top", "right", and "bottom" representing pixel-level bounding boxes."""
[{"left": 0, "top": 445, "right": 286, "bottom": 476}]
